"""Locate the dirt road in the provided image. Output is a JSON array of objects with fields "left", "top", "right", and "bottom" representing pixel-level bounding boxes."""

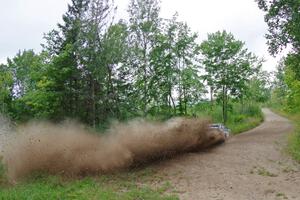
[{"left": 157, "top": 108, "right": 300, "bottom": 200}]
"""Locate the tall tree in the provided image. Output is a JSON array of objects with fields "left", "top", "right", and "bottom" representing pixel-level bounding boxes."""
[
  {"left": 246, "top": 70, "right": 271, "bottom": 103},
  {"left": 200, "top": 31, "right": 259, "bottom": 123},
  {"left": 128, "top": 0, "right": 161, "bottom": 115},
  {"left": 283, "top": 54, "right": 300, "bottom": 111},
  {"left": 42, "top": 0, "right": 90, "bottom": 121},
  {"left": 99, "top": 21, "right": 130, "bottom": 119},
  {"left": 43, "top": 0, "right": 116, "bottom": 125},
  {"left": 5, "top": 50, "right": 48, "bottom": 120},
  {"left": 256, "top": 0, "right": 300, "bottom": 55},
  {"left": 271, "top": 59, "right": 288, "bottom": 106},
  {"left": 0, "top": 64, "right": 13, "bottom": 115},
  {"left": 173, "top": 22, "right": 203, "bottom": 115},
  {"left": 148, "top": 15, "right": 179, "bottom": 115},
  {"left": 257, "top": 0, "right": 300, "bottom": 112},
  {"left": 77, "top": 0, "right": 116, "bottom": 126}
]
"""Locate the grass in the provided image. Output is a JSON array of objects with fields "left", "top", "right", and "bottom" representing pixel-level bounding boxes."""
[
  {"left": 0, "top": 162, "right": 179, "bottom": 200},
  {"left": 0, "top": 102, "right": 264, "bottom": 199},
  {"left": 0, "top": 156, "right": 6, "bottom": 185},
  {"left": 287, "top": 131, "right": 300, "bottom": 162},
  {"left": 226, "top": 116, "right": 263, "bottom": 134},
  {"left": 276, "top": 192, "right": 288, "bottom": 199},
  {"left": 269, "top": 107, "right": 300, "bottom": 163},
  {"left": 257, "top": 167, "right": 278, "bottom": 177},
  {"left": 193, "top": 102, "right": 264, "bottom": 135},
  {"left": 250, "top": 166, "right": 278, "bottom": 177}
]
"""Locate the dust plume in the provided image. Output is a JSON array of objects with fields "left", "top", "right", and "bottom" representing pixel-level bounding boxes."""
[
  {"left": 2, "top": 117, "right": 225, "bottom": 181},
  {"left": 0, "top": 115, "right": 12, "bottom": 157}
]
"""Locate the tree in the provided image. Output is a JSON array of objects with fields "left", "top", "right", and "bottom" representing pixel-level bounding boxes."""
[
  {"left": 42, "top": 0, "right": 90, "bottom": 121},
  {"left": 42, "top": 0, "right": 116, "bottom": 125},
  {"left": 257, "top": 0, "right": 300, "bottom": 113},
  {"left": 148, "top": 14, "right": 205, "bottom": 116},
  {"left": 7, "top": 50, "right": 42, "bottom": 98},
  {"left": 0, "top": 64, "right": 13, "bottom": 115},
  {"left": 271, "top": 59, "right": 288, "bottom": 106},
  {"left": 283, "top": 54, "right": 300, "bottom": 112},
  {"left": 147, "top": 14, "right": 180, "bottom": 115},
  {"left": 200, "top": 31, "right": 259, "bottom": 123},
  {"left": 77, "top": 0, "right": 116, "bottom": 126},
  {"left": 173, "top": 22, "right": 203, "bottom": 115},
  {"left": 127, "top": 0, "right": 161, "bottom": 115},
  {"left": 4, "top": 50, "right": 49, "bottom": 120},
  {"left": 99, "top": 21, "right": 131, "bottom": 119},
  {"left": 256, "top": 0, "right": 300, "bottom": 55},
  {"left": 246, "top": 70, "right": 271, "bottom": 103}
]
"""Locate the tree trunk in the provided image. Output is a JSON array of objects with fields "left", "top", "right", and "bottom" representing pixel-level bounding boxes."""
[
  {"left": 222, "top": 86, "right": 228, "bottom": 124},
  {"left": 210, "top": 86, "right": 214, "bottom": 111},
  {"left": 91, "top": 76, "right": 96, "bottom": 128},
  {"left": 183, "top": 88, "right": 187, "bottom": 115},
  {"left": 169, "top": 94, "right": 176, "bottom": 115}
]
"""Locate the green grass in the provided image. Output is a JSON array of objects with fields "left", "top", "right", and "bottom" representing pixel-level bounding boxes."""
[
  {"left": 0, "top": 102, "right": 264, "bottom": 199},
  {"left": 287, "top": 131, "right": 300, "bottom": 162},
  {"left": 0, "top": 164, "right": 179, "bottom": 200},
  {"left": 226, "top": 116, "right": 263, "bottom": 134},
  {"left": 257, "top": 167, "right": 278, "bottom": 177},
  {"left": 269, "top": 107, "right": 300, "bottom": 163},
  {"left": 0, "top": 157, "right": 6, "bottom": 185}
]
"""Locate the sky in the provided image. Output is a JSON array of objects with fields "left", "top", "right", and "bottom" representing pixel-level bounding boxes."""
[{"left": 0, "top": 0, "right": 286, "bottom": 71}]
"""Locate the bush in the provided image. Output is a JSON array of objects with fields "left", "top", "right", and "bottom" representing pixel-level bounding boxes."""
[
  {"left": 0, "top": 157, "right": 6, "bottom": 184},
  {"left": 191, "top": 101, "right": 263, "bottom": 134},
  {"left": 233, "top": 114, "right": 245, "bottom": 123},
  {"left": 288, "top": 131, "right": 300, "bottom": 162}
]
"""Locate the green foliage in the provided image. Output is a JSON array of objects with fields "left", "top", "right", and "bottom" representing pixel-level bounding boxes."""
[
  {"left": 271, "top": 54, "right": 300, "bottom": 113},
  {"left": 288, "top": 131, "right": 300, "bottom": 162},
  {"left": 0, "top": 64, "right": 13, "bottom": 114},
  {"left": 0, "top": 170, "right": 178, "bottom": 200},
  {"left": 200, "top": 30, "right": 261, "bottom": 123},
  {"left": 269, "top": 109, "right": 300, "bottom": 163},
  {"left": 128, "top": 0, "right": 162, "bottom": 115},
  {"left": 193, "top": 102, "right": 263, "bottom": 134},
  {"left": 0, "top": 158, "right": 5, "bottom": 185},
  {"left": 283, "top": 54, "right": 300, "bottom": 113},
  {"left": 256, "top": 0, "right": 300, "bottom": 55},
  {"left": 246, "top": 70, "right": 271, "bottom": 103},
  {"left": 262, "top": 2, "right": 300, "bottom": 166},
  {"left": 0, "top": 0, "right": 267, "bottom": 129}
]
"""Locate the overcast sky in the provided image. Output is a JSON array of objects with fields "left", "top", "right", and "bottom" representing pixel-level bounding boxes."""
[{"left": 0, "top": 0, "right": 285, "bottom": 71}]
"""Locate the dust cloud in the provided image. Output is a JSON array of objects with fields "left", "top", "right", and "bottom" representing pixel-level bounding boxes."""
[
  {"left": 0, "top": 115, "right": 12, "bottom": 157},
  {"left": 1, "top": 117, "right": 224, "bottom": 181}
]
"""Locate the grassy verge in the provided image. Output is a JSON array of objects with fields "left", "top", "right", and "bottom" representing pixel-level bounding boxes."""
[
  {"left": 287, "top": 131, "right": 300, "bottom": 162},
  {"left": 0, "top": 157, "right": 6, "bottom": 185},
  {"left": 0, "top": 162, "right": 178, "bottom": 200},
  {"left": 270, "top": 108, "right": 300, "bottom": 163},
  {"left": 226, "top": 116, "right": 263, "bottom": 135},
  {"left": 193, "top": 102, "right": 264, "bottom": 135}
]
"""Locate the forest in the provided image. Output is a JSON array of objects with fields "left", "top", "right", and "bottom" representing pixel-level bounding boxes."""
[
  {"left": 263, "top": 0, "right": 300, "bottom": 162},
  {"left": 0, "top": 0, "right": 300, "bottom": 199},
  {"left": 0, "top": 0, "right": 270, "bottom": 131}
]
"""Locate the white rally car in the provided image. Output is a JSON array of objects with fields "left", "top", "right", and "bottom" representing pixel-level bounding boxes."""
[{"left": 209, "top": 123, "right": 230, "bottom": 138}]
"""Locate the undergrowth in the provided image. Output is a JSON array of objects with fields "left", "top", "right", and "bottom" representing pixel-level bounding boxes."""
[
  {"left": 0, "top": 168, "right": 179, "bottom": 200},
  {"left": 193, "top": 102, "right": 263, "bottom": 134},
  {"left": 269, "top": 107, "right": 300, "bottom": 163}
]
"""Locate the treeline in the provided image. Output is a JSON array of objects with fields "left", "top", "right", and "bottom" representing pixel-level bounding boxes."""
[
  {"left": 258, "top": 0, "right": 300, "bottom": 161},
  {"left": 259, "top": 0, "right": 300, "bottom": 112},
  {"left": 0, "top": 0, "right": 269, "bottom": 126}
]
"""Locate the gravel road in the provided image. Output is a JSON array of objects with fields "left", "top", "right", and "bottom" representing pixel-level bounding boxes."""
[{"left": 157, "top": 108, "right": 300, "bottom": 200}]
